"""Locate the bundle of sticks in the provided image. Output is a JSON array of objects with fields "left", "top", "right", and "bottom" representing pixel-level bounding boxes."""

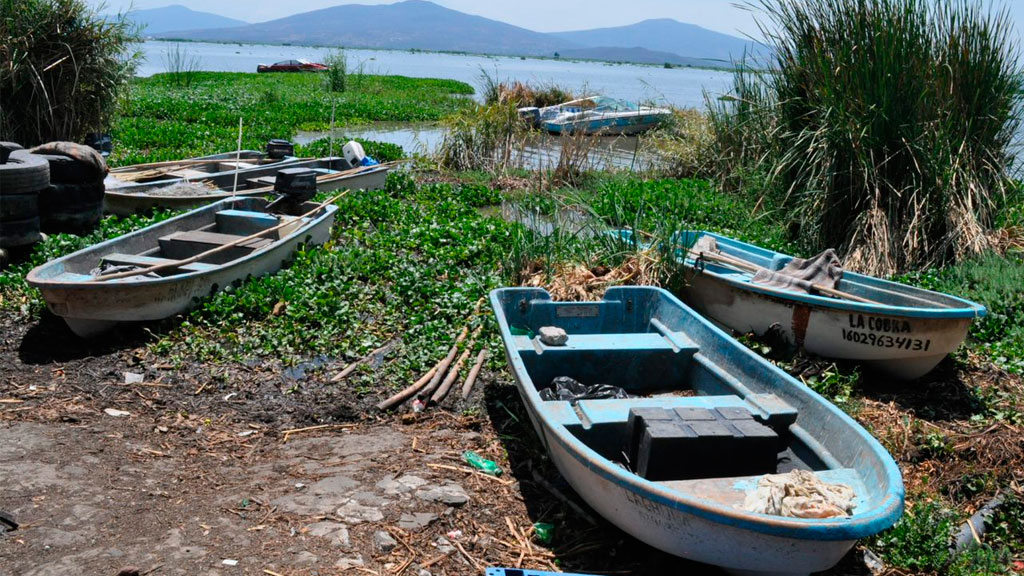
[{"left": 375, "top": 298, "right": 490, "bottom": 411}]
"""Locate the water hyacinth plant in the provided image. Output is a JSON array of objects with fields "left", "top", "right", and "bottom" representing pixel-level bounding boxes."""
[{"left": 710, "top": 0, "right": 1023, "bottom": 275}]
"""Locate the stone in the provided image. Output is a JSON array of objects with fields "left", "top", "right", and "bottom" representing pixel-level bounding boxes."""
[
  {"left": 376, "top": 475, "right": 429, "bottom": 496},
  {"left": 335, "top": 554, "right": 364, "bottom": 569},
  {"left": 538, "top": 326, "right": 568, "bottom": 346},
  {"left": 415, "top": 482, "right": 468, "bottom": 506},
  {"left": 397, "top": 512, "right": 438, "bottom": 531},
  {"left": 373, "top": 530, "right": 397, "bottom": 553},
  {"left": 336, "top": 499, "right": 384, "bottom": 524},
  {"left": 292, "top": 551, "right": 318, "bottom": 565}
]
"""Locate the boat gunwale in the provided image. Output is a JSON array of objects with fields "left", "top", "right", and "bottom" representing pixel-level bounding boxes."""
[
  {"left": 26, "top": 198, "right": 337, "bottom": 289},
  {"left": 490, "top": 286, "right": 904, "bottom": 542}
]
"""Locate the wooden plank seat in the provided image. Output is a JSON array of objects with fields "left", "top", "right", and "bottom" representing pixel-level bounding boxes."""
[
  {"left": 158, "top": 230, "right": 273, "bottom": 264},
  {"left": 101, "top": 253, "right": 217, "bottom": 274},
  {"left": 516, "top": 331, "right": 698, "bottom": 354}
]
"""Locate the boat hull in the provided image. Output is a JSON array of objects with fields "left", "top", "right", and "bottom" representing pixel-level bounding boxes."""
[
  {"left": 682, "top": 272, "right": 972, "bottom": 379},
  {"left": 28, "top": 198, "right": 336, "bottom": 336},
  {"left": 103, "top": 164, "right": 388, "bottom": 216},
  {"left": 491, "top": 287, "right": 903, "bottom": 576},
  {"left": 544, "top": 113, "right": 667, "bottom": 136}
]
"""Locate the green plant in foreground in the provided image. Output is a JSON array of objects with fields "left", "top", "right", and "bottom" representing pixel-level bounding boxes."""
[
  {"left": 711, "top": 0, "right": 1023, "bottom": 276},
  {"left": 324, "top": 49, "right": 347, "bottom": 93}
]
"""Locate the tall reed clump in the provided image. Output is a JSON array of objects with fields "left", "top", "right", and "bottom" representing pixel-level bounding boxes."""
[
  {"left": 163, "top": 44, "right": 202, "bottom": 88},
  {"left": 436, "top": 101, "right": 528, "bottom": 172},
  {"left": 709, "top": 0, "right": 1022, "bottom": 275},
  {"left": 641, "top": 107, "right": 714, "bottom": 178},
  {"left": 479, "top": 68, "right": 573, "bottom": 108},
  {"left": 0, "top": 0, "right": 140, "bottom": 146}
]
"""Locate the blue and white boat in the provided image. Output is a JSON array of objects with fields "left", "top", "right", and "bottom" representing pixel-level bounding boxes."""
[
  {"left": 491, "top": 286, "right": 903, "bottom": 576},
  {"left": 521, "top": 96, "right": 671, "bottom": 136},
  {"left": 669, "top": 231, "right": 987, "bottom": 380}
]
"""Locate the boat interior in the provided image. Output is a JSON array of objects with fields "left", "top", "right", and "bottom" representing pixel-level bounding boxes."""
[
  {"left": 109, "top": 155, "right": 350, "bottom": 189},
  {"left": 495, "top": 287, "right": 880, "bottom": 512},
  {"left": 47, "top": 200, "right": 314, "bottom": 282}
]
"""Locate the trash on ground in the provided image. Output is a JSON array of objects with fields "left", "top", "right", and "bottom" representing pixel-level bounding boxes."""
[
  {"left": 103, "top": 408, "right": 131, "bottom": 418},
  {"left": 532, "top": 522, "right": 554, "bottom": 544},
  {"left": 462, "top": 450, "right": 503, "bottom": 476}
]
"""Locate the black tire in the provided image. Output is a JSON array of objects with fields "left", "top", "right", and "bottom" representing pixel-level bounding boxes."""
[
  {"left": 0, "top": 215, "right": 42, "bottom": 248},
  {"left": 0, "top": 192, "right": 39, "bottom": 220},
  {"left": 35, "top": 154, "right": 97, "bottom": 185},
  {"left": 42, "top": 205, "right": 103, "bottom": 235},
  {"left": 39, "top": 182, "right": 105, "bottom": 210},
  {"left": 0, "top": 151, "right": 50, "bottom": 194},
  {"left": 0, "top": 142, "right": 23, "bottom": 165}
]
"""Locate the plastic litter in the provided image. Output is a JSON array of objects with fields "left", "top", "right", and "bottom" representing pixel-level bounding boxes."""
[
  {"left": 532, "top": 522, "right": 554, "bottom": 544},
  {"left": 462, "top": 450, "right": 503, "bottom": 476},
  {"left": 539, "top": 377, "right": 630, "bottom": 404},
  {"left": 509, "top": 326, "right": 535, "bottom": 338},
  {"left": 412, "top": 398, "right": 426, "bottom": 413}
]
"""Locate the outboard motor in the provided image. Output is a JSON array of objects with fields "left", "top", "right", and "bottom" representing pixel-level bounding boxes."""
[
  {"left": 266, "top": 167, "right": 317, "bottom": 213},
  {"left": 266, "top": 139, "right": 295, "bottom": 160},
  {"left": 342, "top": 140, "right": 366, "bottom": 166}
]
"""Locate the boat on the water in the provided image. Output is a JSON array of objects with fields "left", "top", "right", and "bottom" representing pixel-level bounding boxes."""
[
  {"left": 27, "top": 196, "right": 337, "bottom": 337},
  {"left": 104, "top": 157, "right": 389, "bottom": 216},
  {"left": 661, "top": 231, "right": 987, "bottom": 380},
  {"left": 491, "top": 286, "right": 903, "bottom": 576},
  {"left": 519, "top": 96, "right": 671, "bottom": 136}
]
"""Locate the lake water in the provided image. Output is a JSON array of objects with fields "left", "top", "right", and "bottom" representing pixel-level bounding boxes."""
[{"left": 138, "top": 41, "right": 735, "bottom": 109}]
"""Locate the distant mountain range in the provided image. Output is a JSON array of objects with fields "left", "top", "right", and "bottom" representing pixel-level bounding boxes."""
[
  {"left": 123, "top": 5, "right": 247, "bottom": 36},
  {"left": 149, "top": 0, "right": 768, "bottom": 67}
]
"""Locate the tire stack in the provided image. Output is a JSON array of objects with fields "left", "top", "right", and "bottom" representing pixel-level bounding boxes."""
[
  {"left": 31, "top": 142, "right": 109, "bottom": 235},
  {"left": 0, "top": 143, "right": 49, "bottom": 252}
]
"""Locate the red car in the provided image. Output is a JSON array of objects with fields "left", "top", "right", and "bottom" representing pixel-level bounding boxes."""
[{"left": 256, "top": 59, "right": 328, "bottom": 73}]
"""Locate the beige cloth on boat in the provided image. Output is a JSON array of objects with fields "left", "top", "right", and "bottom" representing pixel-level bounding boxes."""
[{"left": 743, "top": 469, "right": 855, "bottom": 519}]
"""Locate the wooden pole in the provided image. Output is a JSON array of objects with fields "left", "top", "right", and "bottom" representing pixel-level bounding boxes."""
[
  {"left": 90, "top": 190, "right": 348, "bottom": 282},
  {"left": 418, "top": 327, "right": 469, "bottom": 399},
  {"left": 460, "top": 348, "right": 488, "bottom": 400},
  {"left": 376, "top": 366, "right": 439, "bottom": 411},
  {"left": 232, "top": 116, "right": 243, "bottom": 195}
]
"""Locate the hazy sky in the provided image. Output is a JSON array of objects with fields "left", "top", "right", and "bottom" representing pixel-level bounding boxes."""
[{"left": 87, "top": 0, "right": 1024, "bottom": 41}]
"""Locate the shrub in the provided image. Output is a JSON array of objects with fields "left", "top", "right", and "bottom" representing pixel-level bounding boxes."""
[
  {"left": 709, "top": 0, "right": 1022, "bottom": 276},
  {"left": 437, "top": 101, "right": 528, "bottom": 172},
  {"left": 641, "top": 108, "right": 714, "bottom": 178},
  {"left": 0, "top": 0, "right": 140, "bottom": 145}
]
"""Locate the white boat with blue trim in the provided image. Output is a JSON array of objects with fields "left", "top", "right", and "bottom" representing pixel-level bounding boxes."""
[
  {"left": 491, "top": 286, "right": 904, "bottom": 576},
  {"left": 520, "top": 96, "right": 671, "bottom": 136},
  {"left": 27, "top": 196, "right": 336, "bottom": 337},
  {"left": 668, "top": 231, "right": 987, "bottom": 380}
]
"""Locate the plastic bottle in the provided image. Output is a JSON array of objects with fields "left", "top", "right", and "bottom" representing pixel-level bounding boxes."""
[{"left": 462, "top": 450, "right": 503, "bottom": 476}]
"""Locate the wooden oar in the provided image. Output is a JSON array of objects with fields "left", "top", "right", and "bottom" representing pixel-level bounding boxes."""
[
  {"left": 90, "top": 190, "right": 348, "bottom": 282},
  {"left": 688, "top": 248, "right": 882, "bottom": 305}
]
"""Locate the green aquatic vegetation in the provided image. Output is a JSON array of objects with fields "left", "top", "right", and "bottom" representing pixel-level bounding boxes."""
[
  {"left": 110, "top": 72, "right": 474, "bottom": 166},
  {"left": 159, "top": 173, "right": 518, "bottom": 382},
  {"left": 900, "top": 252, "right": 1024, "bottom": 372},
  {"left": 295, "top": 137, "right": 405, "bottom": 164}
]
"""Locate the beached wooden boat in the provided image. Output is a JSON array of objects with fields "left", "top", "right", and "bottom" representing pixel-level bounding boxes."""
[
  {"left": 27, "top": 196, "right": 337, "bottom": 337},
  {"left": 104, "top": 149, "right": 303, "bottom": 196},
  {"left": 665, "top": 231, "right": 987, "bottom": 380},
  {"left": 491, "top": 286, "right": 904, "bottom": 576},
  {"left": 519, "top": 96, "right": 671, "bottom": 136},
  {"left": 104, "top": 157, "right": 389, "bottom": 216}
]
